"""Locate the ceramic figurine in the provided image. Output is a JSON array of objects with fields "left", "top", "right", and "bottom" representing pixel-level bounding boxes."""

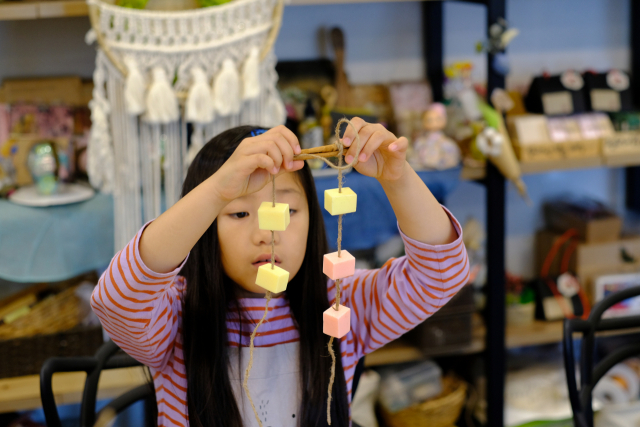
[
  {"left": 27, "top": 142, "right": 59, "bottom": 195},
  {"left": 412, "top": 103, "right": 461, "bottom": 170}
]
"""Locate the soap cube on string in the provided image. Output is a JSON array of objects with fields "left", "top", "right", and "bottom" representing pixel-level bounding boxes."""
[
  {"left": 323, "top": 305, "right": 351, "bottom": 338},
  {"left": 258, "top": 202, "right": 290, "bottom": 231},
  {"left": 323, "top": 250, "right": 356, "bottom": 280},
  {"left": 255, "top": 264, "right": 289, "bottom": 293},
  {"left": 324, "top": 188, "right": 357, "bottom": 216}
]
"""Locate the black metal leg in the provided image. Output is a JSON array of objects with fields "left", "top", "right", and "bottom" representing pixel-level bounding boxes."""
[
  {"left": 484, "top": 162, "right": 506, "bottom": 427},
  {"left": 422, "top": 1, "right": 444, "bottom": 103},
  {"left": 627, "top": 1, "right": 640, "bottom": 212},
  {"left": 484, "top": 0, "right": 507, "bottom": 425}
]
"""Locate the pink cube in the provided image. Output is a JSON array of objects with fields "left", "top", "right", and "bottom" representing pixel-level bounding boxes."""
[
  {"left": 323, "top": 250, "right": 355, "bottom": 280},
  {"left": 323, "top": 304, "right": 351, "bottom": 338}
]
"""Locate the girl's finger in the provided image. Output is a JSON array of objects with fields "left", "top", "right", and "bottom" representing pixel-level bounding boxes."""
[
  {"left": 355, "top": 129, "right": 389, "bottom": 163},
  {"left": 248, "top": 153, "right": 276, "bottom": 175},
  {"left": 340, "top": 117, "right": 367, "bottom": 148},
  {"left": 266, "top": 125, "right": 301, "bottom": 155},
  {"left": 388, "top": 137, "right": 409, "bottom": 154},
  {"left": 262, "top": 140, "right": 283, "bottom": 174},
  {"left": 344, "top": 123, "right": 382, "bottom": 163},
  {"left": 270, "top": 132, "right": 296, "bottom": 171}
]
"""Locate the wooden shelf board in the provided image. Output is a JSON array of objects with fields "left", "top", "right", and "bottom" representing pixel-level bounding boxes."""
[
  {"left": 0, "top": 366, "right": 146, "bottom": 413},
  {"left": 460, "top": 155, "right": 640, "bottom": 181},
  {"left": 506, "top": 320, "right": 640, "bottom": 349},
  {"left": 365, "top": 314, "right": 486, "bottom": 366},
  {"left": 0, "top": 0, "right": 427, "bottom": 20},
  {"left": 0, "top": 1, "right": 87, "bottom": 20},
  {"left": 290, "top": 0, "right": 422, "bottom": 4}
]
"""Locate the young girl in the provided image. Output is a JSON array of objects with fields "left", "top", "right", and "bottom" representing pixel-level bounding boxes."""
[{"left": 91, "top": 118, "right": 469, "bottom": 427}]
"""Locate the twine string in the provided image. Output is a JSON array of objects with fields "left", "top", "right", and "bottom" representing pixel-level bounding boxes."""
[
  {"left": 327, "top": 336, "right": 337, "bottom": 425},
  {"left": 243, "top": 291, "right": 272, "bottom": 427},
  {"left": 297, "top": 118, "right": 363, "bottom": 172}
]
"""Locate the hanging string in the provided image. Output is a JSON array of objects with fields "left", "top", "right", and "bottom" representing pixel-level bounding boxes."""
[
  {"left": 271, "top": 174, "right": 276, "bottom": 269},
  {"left": 243, "top": 290, "right": 272, "bottom": 427},
  {"left": 327, "top": 335, "right": 337, "bottom": 424},
  {"left": 294, "top": 118, "right": 363, "bottom": 172},
  {"left": 244, "top": 172, "right": 279, "bottom": 427},
  {"left": 324, "top": 118, "right": 361, "bottom": 426}
]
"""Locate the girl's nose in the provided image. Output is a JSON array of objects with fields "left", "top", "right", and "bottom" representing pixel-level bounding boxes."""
[{"left": 254, "top": 227, "right": 279, "bottom": 246}]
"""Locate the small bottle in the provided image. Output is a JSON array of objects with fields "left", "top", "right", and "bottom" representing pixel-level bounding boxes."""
[{"left": 299, "top": 100, "right": 324, "bottom": 169}]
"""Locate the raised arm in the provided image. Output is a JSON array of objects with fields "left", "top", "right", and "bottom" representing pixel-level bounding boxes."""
[{"left": 330, "top": 208, "right": 469, "bottom": 360}]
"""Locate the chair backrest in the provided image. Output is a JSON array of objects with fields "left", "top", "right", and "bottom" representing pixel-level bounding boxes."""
[
  {"left": 563, "top": 286, "right": 640, "bottom": 427},
  {"left": 40, "top": 339, "right": 150, "bottom": 427}
]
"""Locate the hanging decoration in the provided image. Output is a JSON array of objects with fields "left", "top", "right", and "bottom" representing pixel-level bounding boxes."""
[{"left": 86, "top": 0, "right": 286, "bottom": 250}]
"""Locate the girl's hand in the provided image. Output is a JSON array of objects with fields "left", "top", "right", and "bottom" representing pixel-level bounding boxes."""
[
  {"left": 340, "top": 117, "right": 409, "bottom": 181},
  {"left": 210, "top": 125, "right": 304, "bottom": 203}
]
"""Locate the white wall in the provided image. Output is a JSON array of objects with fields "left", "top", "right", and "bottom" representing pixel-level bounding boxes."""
[{"left": 0, "top": 0, "right": 632, "bottom": 278}]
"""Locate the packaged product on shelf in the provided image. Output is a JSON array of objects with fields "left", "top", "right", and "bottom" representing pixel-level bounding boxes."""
[
  {"left": 543, "top": 198, "right": 622, "bottom": 243},
  {"left": 536, "top": 229, "right": 640, "bottom": 304},
  {"left": 583, "top": 69, "right": 633, "bottom": 113},
  {"left": 524, "top": 71, "right": 588, "bottom": 116},
  {"left": 378, "top": 360, "right": 443, "bottom": 414}
]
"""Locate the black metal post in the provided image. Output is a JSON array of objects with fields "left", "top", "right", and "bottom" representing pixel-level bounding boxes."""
[
  {"left": 422, "top": 1, "right": 444, "bottom": 102},
  {"left": 484, "top": 0, "right": 507, "bottom": 426},
  {"left": 626, "top": 0, "right": 640, "bottom": 212}
]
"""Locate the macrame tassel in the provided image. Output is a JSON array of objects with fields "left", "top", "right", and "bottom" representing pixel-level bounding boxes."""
[
  {"left": 145, "top": 67, "right": 179, "bottom": 123},
  {"left": 213, "top": 59, "right": 242, "bottom": 116},
  {"left": 264, "top": 85, "right": 287, "bottom": 127},
  {"left": 87, "top": 58, "right": 114, "bottom": 193},
  {"left": 186, "top": 124, "right": 205, "bottom": 166},
  {"left": 123, "top": 56, "right": 146, "bottom": 116},
  {"left": 185, "top": 67, "right": 214, "bottom": 123},
  {"left": 242, "top": 46, "right": 261, "bottom": 100}
]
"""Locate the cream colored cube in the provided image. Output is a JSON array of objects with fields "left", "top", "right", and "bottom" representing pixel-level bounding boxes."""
[
  {"left": 258, "top": 202, "right": 290, "bottom": 231},
  {"left": 255, "top": 264, "right": 289, "bottom": 293},
  {"left": 324, "top": 188, "right": 357, "bottom": 216}
]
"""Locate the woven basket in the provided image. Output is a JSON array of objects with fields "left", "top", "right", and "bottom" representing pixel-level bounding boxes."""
[
  {"left": 381, "top": 376, "right": 467, "bottom": 427},
  {"left": 0, "top": 284, "right": 103, "bottom": 378}
]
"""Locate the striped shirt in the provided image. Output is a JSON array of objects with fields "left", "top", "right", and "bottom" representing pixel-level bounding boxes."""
[{"left": 91, "top": 207, "right": 469, "bottom": 427}]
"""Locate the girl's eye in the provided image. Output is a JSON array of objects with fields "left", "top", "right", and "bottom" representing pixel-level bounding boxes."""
[
  {"left": 231, "top": 212, "right": 249, "bottom": 219},
  {"left": 289, "top": 209, "right": 297, "bottom": 215}
]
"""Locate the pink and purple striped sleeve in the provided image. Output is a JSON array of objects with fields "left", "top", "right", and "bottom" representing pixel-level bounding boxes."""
[
  {"left": 329, "top": 207, "right": 470, "bottom": 360},
  {"left": 90, "top": 223, "right": 187, "bottom": 370}
]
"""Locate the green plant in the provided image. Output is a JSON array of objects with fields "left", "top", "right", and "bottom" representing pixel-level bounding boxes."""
[
  {"left": 117, "top": 0, "right": 149, "bottom": 9},
  {"left": 197, "top": 0, "right": 233, "bottom": 6}
]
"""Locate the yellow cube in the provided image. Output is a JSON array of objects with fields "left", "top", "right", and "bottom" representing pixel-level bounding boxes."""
[
  {"left": 324, "top": 188, "right": 357, "bottom": 216},
  {"left": 255, "top": 264, "right": 289, "bottom": 293},
  {"left": 258, "top": 202, "right": 290, "bottom": 231}
]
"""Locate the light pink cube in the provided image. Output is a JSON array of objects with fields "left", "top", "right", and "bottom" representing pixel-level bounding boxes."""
[
  {"left": 323, "top": 304, "right": 351, "bottom": 338},
  {"left": 323, "top": 250, "right": 355, "bottom": 280}
]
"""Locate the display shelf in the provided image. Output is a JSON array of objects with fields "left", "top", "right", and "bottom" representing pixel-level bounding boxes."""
[
  {"left": 0, "top": 1, "right": 87, "bottom": 20},
  {"left": 0, "top": 366, "right": 146, "bottom": 413},
  {"left": 506, "top": 319, "right": 640, "bottom": 349},
  {"left": 460, "top": 155, "right": 640, "bottom": 181},
  {"left": 0, "top": 0, "right": 428, "bottom": 21},
  {"left": 365, "top": 313, "right": 486, "bottom": 366}
]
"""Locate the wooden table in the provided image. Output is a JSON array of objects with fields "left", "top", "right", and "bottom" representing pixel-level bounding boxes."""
[{"left": 0, "top": 367, "right": 147, "bottom": 414}]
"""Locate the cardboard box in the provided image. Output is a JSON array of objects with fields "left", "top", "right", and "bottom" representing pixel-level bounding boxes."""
[
  {"left": 536, "top": 230, "right": 640, "bottom": 302},
  {"left": 0, "top": 77, "right": 83, "bottom": 106},
  {"left": 543, "top": 202, "right": 622, "bottom": 243},
  {"left": 602, "top": 131, "right": 640, "bottom": 166},
  {"left": 507, "top": 114, "right": 601, "bottom": 163}
]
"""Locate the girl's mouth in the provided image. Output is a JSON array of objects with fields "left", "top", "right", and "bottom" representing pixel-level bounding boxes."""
[{"left": 252, "top": 254, "right": 282, "bottom": 268}]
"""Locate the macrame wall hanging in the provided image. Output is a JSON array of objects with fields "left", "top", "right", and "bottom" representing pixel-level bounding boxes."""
[{"left": 86, "top": 0, "right": 286, "bottom": 250}]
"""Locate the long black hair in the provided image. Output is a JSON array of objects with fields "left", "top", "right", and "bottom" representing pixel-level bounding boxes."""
[{"left": 180, "top": 126, "right": 350, "bottom": 427}]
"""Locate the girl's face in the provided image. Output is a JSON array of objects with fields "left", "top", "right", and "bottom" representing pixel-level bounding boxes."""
[{"left": 217, "top": 172, "right": 310, "bottom": 294}]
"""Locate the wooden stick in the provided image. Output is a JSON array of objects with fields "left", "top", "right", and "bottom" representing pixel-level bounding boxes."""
[
  {"left": 294, "top": 151, "right": 341, "bottom": 161},
  {"left": 299, "top": 143, "right": 339, "bottom": 155},
  {"left": 293, "top": 143, "right": 341, "bottom": 161}
]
